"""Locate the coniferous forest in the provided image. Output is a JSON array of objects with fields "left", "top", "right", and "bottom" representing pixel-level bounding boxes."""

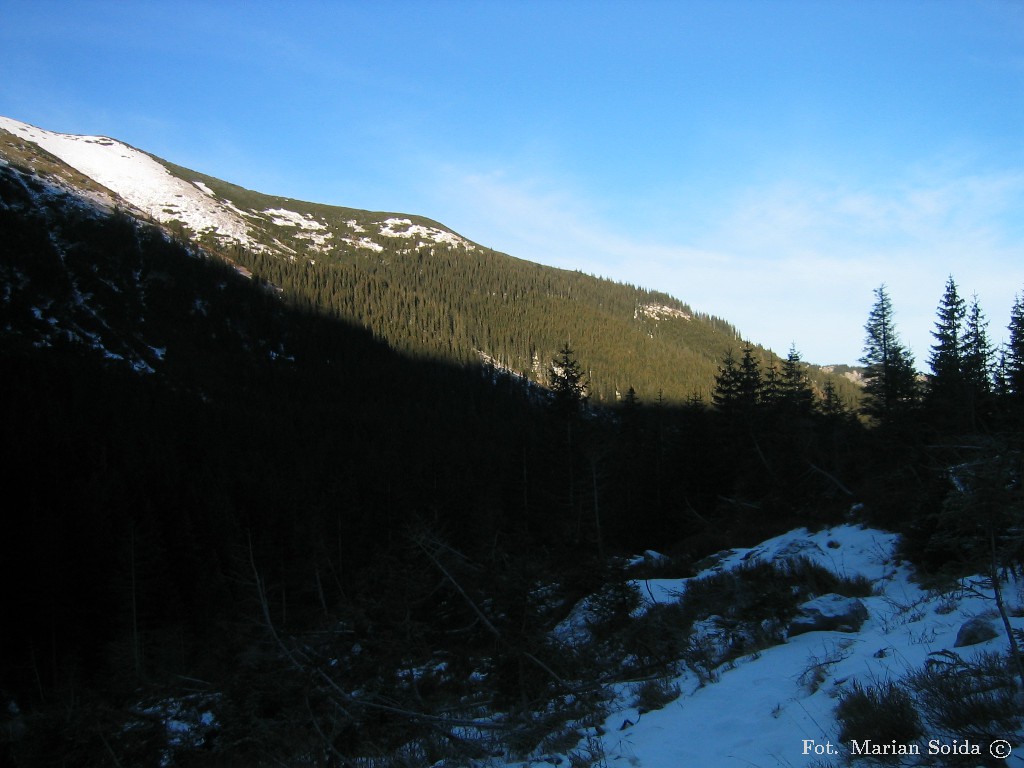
[{"left": 3, "top": 146, "right": 1024, "bottom": 766}]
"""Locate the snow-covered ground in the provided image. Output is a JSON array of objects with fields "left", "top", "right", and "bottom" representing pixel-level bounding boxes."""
[
  {"left": 119, "top": 523, "right": 1024, "bottom": 767},
  {"left": 525, "top": 525, "right": 1024, "bottom": 767}
]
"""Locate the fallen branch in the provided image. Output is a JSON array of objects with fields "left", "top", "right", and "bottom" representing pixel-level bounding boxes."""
[{"left": 807, "top": 463, "right": 855, "bottom": 497}]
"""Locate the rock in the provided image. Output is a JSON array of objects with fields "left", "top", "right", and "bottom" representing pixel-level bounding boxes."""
[
  {"left": 743, "top": 537, "right": 823, "bottom": 564},
  {"left": 954, "top": 617, "right": 998, "bottom": 647},
  {"left": 788, "top": 594, "right": 869, "bottom": 637},
  {"left": 774, "top": 538, "right": 825, "bottom": 561}
]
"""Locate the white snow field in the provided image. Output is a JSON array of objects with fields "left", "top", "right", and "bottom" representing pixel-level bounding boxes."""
[{"left": 0, "top": 116, "right": 258, "bottom": 247}]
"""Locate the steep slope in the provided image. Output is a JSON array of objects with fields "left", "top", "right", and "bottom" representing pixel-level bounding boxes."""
[{"left": 0, "top": 115, "right": 859, "bottom": 404}]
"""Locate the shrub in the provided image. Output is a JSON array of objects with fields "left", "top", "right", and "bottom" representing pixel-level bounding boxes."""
[
  {"left": 905, "top": 651, "right": 1021, "bottom": 742},
  {"left": 631, "top": 678, "right": 681, "bottom": 714},
  {"left": 616, "top": 601, "right": 690, "bottom": 668},
  {"left": 659, "top": 556, "right": 874, "bottom": 678},
  {"left": 568, "top": 733, "right": 608, "bottom": 768},
  {"left": 835, "top": 679, "right": 923, "bottom": 756},
  {"left": 799, "top": 642, "right": 853, "bottom": 694},
  {"left": 585, "top": 579, "right": 641, "bottom": 642},
  {"left": 679, "top": 556, "right": 872, "bottom": 638}
]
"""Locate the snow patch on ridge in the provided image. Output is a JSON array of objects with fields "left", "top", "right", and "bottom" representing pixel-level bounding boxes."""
[
  {"left": 263, "top": 207, "right": 334, "bottom": 251},
  {"left": 378, "top": 217, "right": 473, "bottom": 249},
  {"left": 0, "top": 116, "right": 257, "bottom": 248},
  {"left": 263, "top": 207, "right": 327, "bottom": 231},
  {"left": 340, "top": 236, "right": 384, "bottom": 252}
]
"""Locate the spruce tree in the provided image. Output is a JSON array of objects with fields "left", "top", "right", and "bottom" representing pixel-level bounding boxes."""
[
  {"left": 928, "top": 277, "right": 966, "bottom": 378},
  {"left": 712, "top": 349, "right": 742, "bottom": 411},
  {"left": 736, "top": 343, "right": 763, "bottom": 411},
  {"left": 926, "top": 276, "right": 967, "bottom": 425},
  {"left": 778, "top": 345, "right": 815, "bottom": 416},
  {"left": 762, "top": 362, "right": 781, "bottom": 408},
  {"left": 712, "top": 343, "right": 766, "bottom": 420},
  {"left": 860, "top": 285, "right": 918, "bottom": 426},
  {"left": 1006, "top": 294, "right": 1024, "bottom": 400},
  {"left": 547, "top": 344, "right": 590, "bottom": 547},
  {"left": 962, "top": 295, "right": 994, "bottom": 430},
  {"left": 820, "top": 378, "right": 847, "bottom": 419},
  {"left": 548, "top": 344, "right": 589, "bottom": 417}
]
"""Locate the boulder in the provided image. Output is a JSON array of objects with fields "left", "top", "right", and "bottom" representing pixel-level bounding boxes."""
[
  {"left": 954, "top": 617, "right": 998, "bottom": 647},
  {"left": 788, "top": 594, "right": 869, "bottom": 637}
]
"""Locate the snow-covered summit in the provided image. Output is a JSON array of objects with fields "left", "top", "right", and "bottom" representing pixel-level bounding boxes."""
[
  {"left": 0, "top": 116, "right": 257, "bottom": 247},
  {"left": 0, "top": 116, "right": 476, "bottom": 260}
]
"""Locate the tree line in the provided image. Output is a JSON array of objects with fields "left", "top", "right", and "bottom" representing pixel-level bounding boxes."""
[
  {"left": 858, "top": 279, "right": 1024, "bottom": 433},
  {"left": 832, "top": 279, "right": 1024, "bottom": 577}
]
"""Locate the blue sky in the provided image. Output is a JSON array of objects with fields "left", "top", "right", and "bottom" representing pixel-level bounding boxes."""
[{"left": 2, "top": 0, "right": 1022, "bottom": 365}]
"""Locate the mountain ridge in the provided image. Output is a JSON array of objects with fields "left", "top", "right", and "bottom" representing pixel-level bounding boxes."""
[{"left": 0, "top": 114, "right": 860, "bottom": 404}]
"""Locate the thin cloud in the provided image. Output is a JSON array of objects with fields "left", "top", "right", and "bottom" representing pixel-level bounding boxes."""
[{"left": 685, "top": 169, "right": 1024, "bottom": 360}]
